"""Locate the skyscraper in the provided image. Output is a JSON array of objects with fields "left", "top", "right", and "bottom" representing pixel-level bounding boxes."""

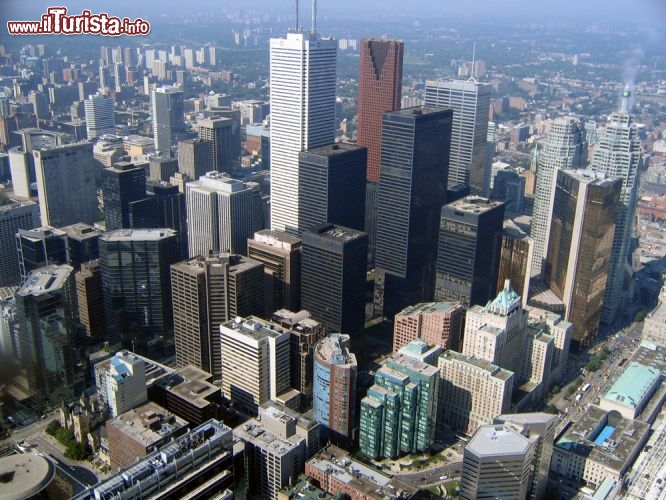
[
  {"left": 459, "top": 424, "right": 537, "bottom": 500},
  {"left": 170, "top": 253, "right": 264, "bottom": 382},
  {"left": 359, "top": 341, "right": 441, "bottom": 459},
  {"left": 462, "top": 280, "right": 528, "bottom": 377},
  {"left": 301, "top": 223, "right": 368, "bottom": 334},
  {"left": 298, "top": 143, "right": 367, "bottom": 233},
  {"left": 375, "top": 106, "right": 452, "bottom": 317},
  {"left": 196, "top": 117, "right": 234, "bottom": 173},
  {"left": 33, "top": 142, "right": 98, "bottom": 227},
  {"left": 269, "top": 30, "right": 337, "bottom": 232},
  {"left": 100, "top": 229, "right": 180, "bottom": 348},
  {"left": 13, "top": 265, "right": 78, "bottom": 404},
  {"left": 0, "top": 200, "right": 39, "bottom": 287},
  {"left": 529, "top": 118, "right": 587, "bottom": 277},
  {"left": 84, "top": 93, "right": 115, "bottom": 139},
  {"left": 75, "top": 260, "right": 106, "bottom": 343},
  {"left": 248, "top": 230, "right": 302, "bottom": 316},
  {"left": 16, "top": 226, "right": 68, "bottom": 279},
  {"left": 102, "top": 162, "right": 147, "bottom": 231},
  {"left": 151, "top": 87, "right": 185, "bottom": 155},
  {"left": 424, "top": 79, "right": 492, "bottom": 194},
  {"left": 357, "top": 39, "right": 404, "bottom": 183},
  {"left": 496, "top": 219, "right": 534, "bottom": 306},
  {"left": 544, "top": 170, "right": 621, "bottom": 345},
  {"left": 312, "top": 334, "right": 357, "bottom": 448},
  {"left": 591, "top": 111, "right": 643, "bottom": 325},
  {"left": 436, "top": 196, "right": 505, "bottom": 308},
  {"left": 177, "top": 138, "right": 213, "bottom": 180},
  {"left": 220, "top": 316, "right": 293, "bottom": 414},
  {"left": 186, "top": 172, "right": 262, "bottom": 257}
]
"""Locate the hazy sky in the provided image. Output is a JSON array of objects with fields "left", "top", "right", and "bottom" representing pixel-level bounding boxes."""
[{"left": 2, "top": 0, "right": 665, "bottom": 26}]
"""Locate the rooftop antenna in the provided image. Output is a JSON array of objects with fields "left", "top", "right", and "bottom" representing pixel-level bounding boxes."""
[
  {"left": 468, "top": 42, "right": 478, "bottom": 83},
  {"left": 296, "top": 0, "right": 299, "bottom": 31},
  {"left": 312, "top": 0, "right": 317, "bottom": 36}
]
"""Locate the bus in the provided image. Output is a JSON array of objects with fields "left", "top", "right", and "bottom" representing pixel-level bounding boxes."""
[{"left": 582, "top": 383, "right": 591, "bottom": 392}]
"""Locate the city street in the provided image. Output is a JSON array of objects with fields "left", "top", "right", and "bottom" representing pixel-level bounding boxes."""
[{"left": 395, "top": 461, "right": 462, "bottom": 487}]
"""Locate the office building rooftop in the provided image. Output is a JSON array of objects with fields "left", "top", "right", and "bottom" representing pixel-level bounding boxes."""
[
  {"left": 17, "top": 265, "right": 73, "bottom": 296},
  {"left": 466, "top": 424, "right": 533, "bottom": 457}
]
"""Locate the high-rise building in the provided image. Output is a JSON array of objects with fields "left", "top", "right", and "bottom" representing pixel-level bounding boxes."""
[
  {"left": 530, "top": 118, "right": 587, "bottom": 277},
  {"left": 301, "top": 223, "right": 368, "bottom": 334},
  {"left": 234, "top": 406, "right": 309, "bottom": 500},
  {"left": 220, "top": 316, "right": 295, "bottom": 414},
  {"left": 33, "top": 142, "right": 98, "bottom": 227},
  {"left": 186, "top": 172, "right": 262, "bottom": 257},
  {"left": 459, "top": 424, "right": 537, "bottom": 500},
  {"left": 493, "top": 413, "right": 558, "bottom": 500},
  {"left": 94, "top": 350, "right": 148, "bottom": 417},
  {"left": 248, "top": 230, "right": 302, "bottom": 316},
  {"left": 60, "top": 223, "right": 103, "bottom": 270},
  {"left": 196, "top": 117, "right": 234, "bottom": 173},
  {"left": 13, "top": 265, "right": 78, "bottom": 404},
  {"left": 148, "top": 155, "right": 179, "bottom": 183},
  {"left": 0, "top": 200, "right": 39, "bottom": 287},
  {"left": 436, "top": 196, "right": 505, "bottom": 307},
  {"left": 100, "top": 229, "right": 180, "bottom": 347},
  {"left": 84, "top": 93, "right": 115, "bottom": 139},
  {"left": 269, "top": 31, "right": 337, "bottom": 233},
  {"left": 359, "top": 341, "right": 441, "bottom": 459},
  {"left": 16, "top": 226, "right": 68, "bottom": 280},
  {"left": 177, "top": 138, "right": 213, "bottom": 180},
  {"left": 102, "top": 162, "right": 147, "bottom": 231},
  {"left": 424, "top": 79, "right": 492, "bottom": 194},
  {"left": 438, "top": 350, "right": 514, "bottom": 435},
  {"left": 591, "top": 111, "right": 643, "bottom": 325},
  {"left": 375, "top": 107, "right": 453, "bottom": 317},
  {"left": 129, "top": 181, "right": 188, "bottom": 259},
  {"left": 357, "top": 39, "right": 404, "bottom": 183},
  {"left": 151, "top": 87, "right": 185, "bottom": 154},
  {"left": 497, "top": 219, "right": 534, "bottom": 307},
  {"left": 298, "top": 143, "right": 367, "bottom": 233},
  {"left": 271, "top": 309, "right": 325, "bottom": 410},
  {"left": 170, "top": 253, "right": 264, "bottom": 382},
  {"left": 75, "top": 260, "right": 106, "bottom": 342},
  {"left": 544, "top": 169, "right": 621, "bottom": 345},
  {"left": 393, "top": 301, "right": 464, "bottom": 352},
  {"left": 463, "top": 280, "right": 528, "bottom": 377},
  {"left": 312, "top": 334, "right": 357, "bottom": 448}
]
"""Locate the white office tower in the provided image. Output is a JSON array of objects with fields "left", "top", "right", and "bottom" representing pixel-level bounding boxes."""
[
  {"left": 269, "top": 28, "right": 337, "bottom": 233},
  {"left": 460, "top": 424, "right": 536, "bottom": 500},
  {"left": 94, "top": 350, "right": 148, "bottom": 417},
  {"left": 591, "top": 109, "right": 642, "bottom": 325},
  {"left": 529, "top": 118, "right": 587, "bottom": 277},
  {"left": 186, "top": 172, "right": 262, "bottom": 257},
  {"left": 84, "top": 93, "right": 115, "bottom": 139},
  {"left": 424, "top": 79, "right": 492, "bottom": 194},
  {"left": 220, "top": 316, "right": 297, "bottom": 414}
]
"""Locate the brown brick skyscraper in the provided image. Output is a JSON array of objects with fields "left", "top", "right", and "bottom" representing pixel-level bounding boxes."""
[{"left": 357, "top": 39, "right": 404, "bottom": 182}]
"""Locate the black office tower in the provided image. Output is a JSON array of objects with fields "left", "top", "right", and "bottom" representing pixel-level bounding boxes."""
[
  {"left": 374, "top": 106, "right": 453, "bottom": 317},
  {"left": 436, "top": 196, "right": 505, "bottom": 307},
  {"left": 302, "top": 224, "right": 368, "bottom": 334},
  {"left": 298, "top": 143, "right": 367, "bottom": 233},
  {"left": 100, "top": 229, "right": 180, "bottom": 349},
  {"left": 102, "top": 162, "right": 147, "bottom": 231}
]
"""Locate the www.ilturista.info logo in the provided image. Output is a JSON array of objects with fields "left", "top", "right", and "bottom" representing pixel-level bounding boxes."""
[{"left": 7, "top": 7, "right": 151, "bottom": 36}]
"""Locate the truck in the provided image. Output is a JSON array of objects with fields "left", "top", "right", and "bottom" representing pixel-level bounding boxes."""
[
  {"left": 582, "top": 383, "right": 591, "bottom": 392},
  {"left": 575, "top": 394, "right": 582, "bottom": 401}
]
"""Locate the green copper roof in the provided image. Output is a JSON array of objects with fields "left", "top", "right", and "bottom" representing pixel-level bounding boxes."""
[
  {"left": 489, "top": 279, "right": 520, "bottom": 311},
  {"left": 603, "top": 362, "right": 661, "bottom": 409}
]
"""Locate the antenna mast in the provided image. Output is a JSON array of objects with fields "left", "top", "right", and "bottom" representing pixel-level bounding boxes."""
[
  {"left": 468, "top": 42, "right": 478, "bottom": 83},
  {"left": 312, "top": 0, "right": 317, "bottom": 36},
  {"left": 296, "top": 0, "right": 299, "bottom": 31}
]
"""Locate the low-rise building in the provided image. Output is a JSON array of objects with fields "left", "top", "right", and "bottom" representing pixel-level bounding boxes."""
[
  {"left": 599, "top": 362, "right": 662, "bottom": 421},
  {"left": 551, "top": 405, "right": 650, "bottom": 489},
  {"left": 305, "top": 445, "right": 418, "bottom": 500}
]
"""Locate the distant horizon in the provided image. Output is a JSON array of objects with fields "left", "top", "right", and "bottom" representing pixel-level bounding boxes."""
[{"left": 1, "top": 0, "right": 665, "bottom": 28}]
